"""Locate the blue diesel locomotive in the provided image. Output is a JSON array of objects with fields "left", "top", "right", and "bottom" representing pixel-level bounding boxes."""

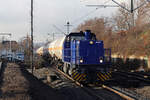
[{"left": 37, "top": 30, "right": 112, "bottom": 84}]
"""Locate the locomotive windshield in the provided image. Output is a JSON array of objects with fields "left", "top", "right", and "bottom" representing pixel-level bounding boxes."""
[{"left": 66, "top": 31, "right": 96, "bottom": 41}]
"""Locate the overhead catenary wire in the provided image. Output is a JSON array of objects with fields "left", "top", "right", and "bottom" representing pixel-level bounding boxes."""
[
  {"left": 52, "top": 8, "right": 100, "bottom": 35},
  {"left": 72, "top": 0, "right": 119, "bottom": 26},
  {"left": 104, "top": 0, "right": 111, "bottom": 4},
  {"left": 53, "top": 0, "right": 119, "bottom": 34},
  {"left": 53, "top": 25, "right": 66, "bottom": 35},
  {"left": 80, "top": 0, "right": 111, "bottom": 4},
  {"left": 71, "top": 8, "right": 100, "bottom": 25},
  {"left": 86, "top": 5, "right": 119, "bottom": 8},
  {"left": 112, "top": 0, "right": 150, "bottom": 13}
]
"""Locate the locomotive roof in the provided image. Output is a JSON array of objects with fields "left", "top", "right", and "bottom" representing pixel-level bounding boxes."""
[
  {"left": 67, "top": 31, "right": 85, "bottom": 36},
  {"left": 67, "top": 31, "right": 96, "bottom": 40}
]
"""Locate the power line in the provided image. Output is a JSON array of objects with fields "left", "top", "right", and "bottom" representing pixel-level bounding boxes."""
[
  {"left": 86, "top": 5, "right": 119, "bottom": 8},
  {"left": 71, "top": 4, "right": 118, "bottom": 29},
  {"left": 104, "top": 0, "right": 111, "bottom": 4},
  {"left": 112, "top": 0, "right": 131, "bottom": 12},
  {"left": 111, "top": 0, "right": 150, "bottom": 38},
  {"left": 53, "top": 25, "right": 66, "bottom": 35},
  {"left": 112, "top": 0, "right": 150, "bottom": 13},
  {"left": 111, "top": 0, "right": 150, "bottom": 27},
  {"left": 71, "top": 8, "right": 100, "bottom": 24}
]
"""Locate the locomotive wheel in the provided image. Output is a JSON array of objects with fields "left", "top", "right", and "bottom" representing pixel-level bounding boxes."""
[
  {"left": 63, "top": 63, "right": 67, "bottom": 73},
  {"left": 68, "top": 67, "right": 73, "bottom": 76}
]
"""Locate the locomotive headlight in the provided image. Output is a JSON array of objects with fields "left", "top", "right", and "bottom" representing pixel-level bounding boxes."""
[
  {"left": 89, "top": 41, "right": 93, "bottom": 44},
  {"left": 80, "top": 59, "right": 83, "bottom": 63},
  {"left": 100, "top": 59, "right": 103, "bottom": 63},
  {"left": 99, "top": 57, "right": 103, "bottom": 63}
]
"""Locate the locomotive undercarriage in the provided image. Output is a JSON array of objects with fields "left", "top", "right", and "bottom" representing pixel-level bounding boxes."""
[
  {"left": 70, "top": 64, "right": 112, "bottom": 84},
  {"left": 53, "top": 57, "right": 112, "bottom": 84}
]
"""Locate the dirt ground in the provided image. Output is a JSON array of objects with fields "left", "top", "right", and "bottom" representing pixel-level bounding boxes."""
[
  {"left": 0, "top": 62, "right": 64, "bottom": 100},
  {"left": 135, "top": 86, "right": 150, "bottom": 98}
]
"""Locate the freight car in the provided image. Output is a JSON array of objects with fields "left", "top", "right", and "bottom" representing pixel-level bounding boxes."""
[{"left": 37, "top": 30, "right": 112, "bottom": 84}]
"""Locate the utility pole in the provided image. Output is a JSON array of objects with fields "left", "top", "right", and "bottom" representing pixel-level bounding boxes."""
[
  {"left": 131, "top": 0, "right": 134, "bottom": 13},
  {"left": 112, "top": 0, "right": 149, "bottom": 27},
  {"left": 111, "top": 0, "right": 150, "bottom": 38},
  {"left": 64, "top": 22, "right": 72, "bottom": 35},
  {"left": 31, "top": 0, "right": 34, "bottom": 74},
  {"left": 131, "top": 0, "right": 134, "bottom": 27}
]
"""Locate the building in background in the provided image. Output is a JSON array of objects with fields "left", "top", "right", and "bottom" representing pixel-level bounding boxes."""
[{"left": 0, "top": 40, "right": 24, "bottom": 61}]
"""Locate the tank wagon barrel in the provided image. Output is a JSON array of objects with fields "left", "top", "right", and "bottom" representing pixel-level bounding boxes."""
[{"left": 37, "top": 30, "right": 112, "bottom": 84}]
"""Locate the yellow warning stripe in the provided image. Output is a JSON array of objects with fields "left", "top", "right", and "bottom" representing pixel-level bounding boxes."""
[
  {"left": 107, "top": 72, "right": 111, "bottom": 77},
  {"left": 72, "top": 72, "right": 78, "bottom": 77},
  {"left": 79, "top": 74, "right": 85, "bottom": 81},
  {"left": 76, "top": 74, "right": 84, "bottom": 81},
  {"left": 100, "top": 73, "right": 107, "bottom": 80},
  {"left": 72, "top": 72, "right": 77, "bottom": 76},
  {"left": 73, "top": 74, "right": 80, "bottom": 80},
  {"left": 98, "top": 74, "right": 104, "bottom": 81},
  {"left": 104, "top": 74, "right": 110, "bottom": 79},
  {"left": 79, "top": 74, "right": 86, "bottom": 81},
  {"left": 97, "top": 73, "right": 104, "bottom": 81}
]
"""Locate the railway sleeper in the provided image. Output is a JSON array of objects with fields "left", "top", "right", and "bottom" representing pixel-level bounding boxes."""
[{"left": 116, "top": 78, "right": 140, "bottom": 88}]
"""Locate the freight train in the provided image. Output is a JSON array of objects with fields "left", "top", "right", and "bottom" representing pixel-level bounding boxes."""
[{"left": 36, "top": 30, "right": 112, "bottom": 84}]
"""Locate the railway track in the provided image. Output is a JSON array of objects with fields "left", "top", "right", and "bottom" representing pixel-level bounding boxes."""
[
  {"left": 53, "top": 66, "right": 137, "bottom": 100},
  {"left": 113, "top": 71, "right": 150, "bottom": 84},
  {"left": 26, "top": 63, "right": 150, "bottom": 100},
  {"left": 123, "top": 71, "right": 150, "bottom": 81},
  {"left": 30, "top": 65, "right": 125, "bottom": 100},
  {"left": 135, "top": 72, "right": 150, "bottom": 77},
  {"left": 112, "top": 71, "right": 150, "bottom": 100}
]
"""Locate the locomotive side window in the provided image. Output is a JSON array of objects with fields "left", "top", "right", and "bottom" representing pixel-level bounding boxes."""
[{"left": 70, "top": 36, "right": 85, "bottom": 40}]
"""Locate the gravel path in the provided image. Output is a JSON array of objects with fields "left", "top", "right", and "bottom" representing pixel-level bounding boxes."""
[
  {"left": 135, "top": 86, "right": 150, "bottom": 98},
  {"left": 0, "top": 63, "right": 64, "bottom": 100}
]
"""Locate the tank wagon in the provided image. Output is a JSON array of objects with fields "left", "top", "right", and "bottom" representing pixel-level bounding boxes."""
[
  {"left": 36, "top": 46, "right": 44, "bottom": 56},
  {"left": 37, "top": 30, "right": 112, "bottom": 84}
]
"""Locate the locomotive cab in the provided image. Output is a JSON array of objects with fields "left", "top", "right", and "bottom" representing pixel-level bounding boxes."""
[{"left": 62, "top": 30, "right": 111, "bottom": 83}]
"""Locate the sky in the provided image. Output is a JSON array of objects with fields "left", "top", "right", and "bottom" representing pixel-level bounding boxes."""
[{"left": 0, "top": 0, "right": 130, "bottom": 43}]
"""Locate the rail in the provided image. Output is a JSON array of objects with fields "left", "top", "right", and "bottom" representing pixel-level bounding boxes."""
[
  {"left": 114, "top": 71, "right": 150, "bottom": 83},
  {"left": 111, "top": 87, "right": 150, "bottom": 100},
  {"left": 55, "top": 67, "right": 137, "bottom": 100},
  {"left": 113, "top": 71, "right": 150, "bottom": 100}
]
